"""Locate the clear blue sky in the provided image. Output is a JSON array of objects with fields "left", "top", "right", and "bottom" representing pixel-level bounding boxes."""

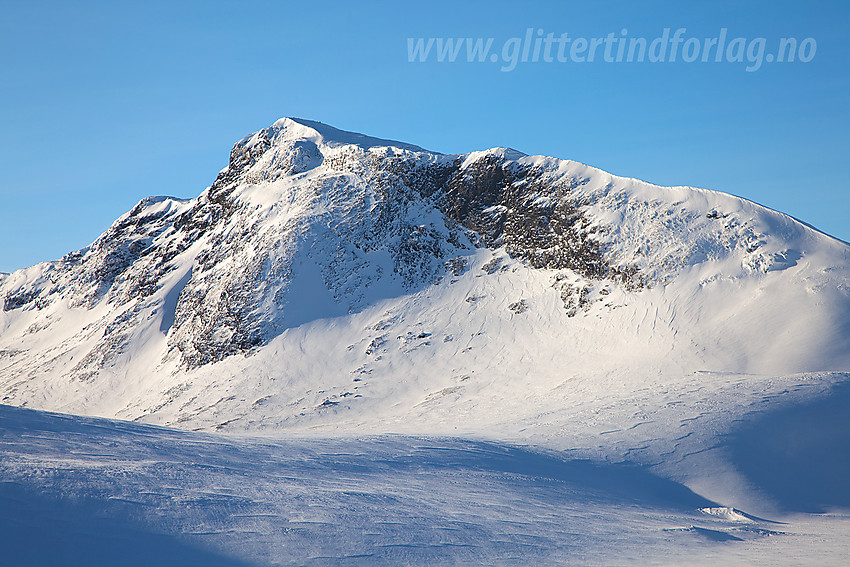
[{"left": 1, "top": 0, "right": 848, "bottom": 273}]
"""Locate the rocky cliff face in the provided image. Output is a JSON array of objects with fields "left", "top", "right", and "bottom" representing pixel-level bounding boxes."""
[
  {"left": 0, "top": 119, "right": 639, "bottom": 370},
  {"left": 1, "top": 117, "right": 848, "bottom": 428}
]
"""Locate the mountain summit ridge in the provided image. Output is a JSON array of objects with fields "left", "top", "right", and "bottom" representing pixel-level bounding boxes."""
[{"left": 268, "top": 117, "right": 433, "bottom": 152}]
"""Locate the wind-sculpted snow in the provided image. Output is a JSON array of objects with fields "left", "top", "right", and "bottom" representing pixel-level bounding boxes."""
[{"left": 4, "top": 403, "right": 850, "bottom": 566}]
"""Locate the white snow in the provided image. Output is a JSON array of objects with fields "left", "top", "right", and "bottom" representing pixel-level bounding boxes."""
[{"left": 2, "top": 403, "right": 849, "bottom": 566}]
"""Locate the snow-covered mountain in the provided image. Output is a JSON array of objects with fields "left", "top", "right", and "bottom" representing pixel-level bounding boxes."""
[
  {"left": 2, "top": 117, "right": 850, "bottom": 562},
  {"left": 2, "top": 117, "right": 848, "bottom": 429}
]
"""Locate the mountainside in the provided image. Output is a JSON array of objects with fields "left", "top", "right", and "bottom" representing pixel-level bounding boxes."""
[{"left": 1, "top": 117, "right": 849, "bottom": 442}]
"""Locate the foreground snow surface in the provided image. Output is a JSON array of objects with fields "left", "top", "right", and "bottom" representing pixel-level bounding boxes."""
[{"left": 2, "top": 400, "right": 849, "bottom": 566}]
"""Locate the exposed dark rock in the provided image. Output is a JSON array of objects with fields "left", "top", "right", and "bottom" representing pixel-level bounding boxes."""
[
  {"left": 508, "top": 299, "right": 529, "bottom": 314},
  {"left": 368, "top": 152, "right": 641, "bottom": 288},
  {"left": 3, "top": 289, "right": 38, "bottom": 311}
]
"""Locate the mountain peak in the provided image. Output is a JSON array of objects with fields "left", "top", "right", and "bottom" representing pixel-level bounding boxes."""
[{"left": 212, "top": 117, "right": 436, "bottom": 192}]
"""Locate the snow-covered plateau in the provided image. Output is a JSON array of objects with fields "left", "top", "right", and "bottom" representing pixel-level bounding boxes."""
[{"left": 1, "top": 117, "right": 848, "bottom": 565}]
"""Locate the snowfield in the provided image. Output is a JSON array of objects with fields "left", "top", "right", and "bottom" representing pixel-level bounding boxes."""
[
  {"left": 1, "top": 117, "right": 849, "bottom": 564},
  {"left": 3, "top": 397, "right": 850, "bottom": 566},
  {"left": 2, "top": 402, "right": 849, "bottom": 566}
]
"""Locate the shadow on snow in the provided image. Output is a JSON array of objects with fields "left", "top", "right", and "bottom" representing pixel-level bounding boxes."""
[{"left": 726, "top": 379, "right": 850, "bottom": 513}]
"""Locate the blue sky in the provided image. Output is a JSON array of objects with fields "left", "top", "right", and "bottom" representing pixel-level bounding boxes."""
[{"left": 1, "top": 0, "right": 848, "bottom": 273}]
